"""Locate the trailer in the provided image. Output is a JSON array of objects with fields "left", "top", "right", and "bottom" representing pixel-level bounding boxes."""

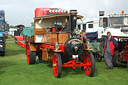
[{"left": 15, "top": 8, "right": 95, "bottom": 78}]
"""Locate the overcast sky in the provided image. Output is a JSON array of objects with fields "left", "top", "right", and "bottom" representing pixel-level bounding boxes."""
[{"left": 0, "top": 0, "right": 128, "bottom": 26}]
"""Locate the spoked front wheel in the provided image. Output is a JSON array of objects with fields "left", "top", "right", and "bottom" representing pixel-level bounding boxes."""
[
  {"left": 52, "top": 53, "right": 62, "bottom": 78},
  {"left": 83, "top": 51, "right": 95, "bottom": 77}
]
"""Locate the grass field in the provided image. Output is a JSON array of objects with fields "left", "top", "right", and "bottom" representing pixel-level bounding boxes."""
[
  {"left": 6, "top": 35, "right": 14, "bottom": 41},
  {"left": 0, "top": 38, "right": 128, "bottom": 85}
]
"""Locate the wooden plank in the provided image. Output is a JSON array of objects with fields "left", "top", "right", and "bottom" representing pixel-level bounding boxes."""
[
  {"left": 35, "top": 29, "right": 46, "bottom": 35},
  {"left": 58, "top": 33, "right": 69, "bottom": 44},
  {"left": 42, "top": 48, "right": 48, "bottom": 61},
  {"left": 48, "top": 51, "right": 54, "bottom": 62},
  {"left": 43, "top": 33, "right": 57, "bottom": 43},
  {"left": 54, "top": 50, "right": 62, "bottom": 52},
  {"left": 30, "top": 43, "right": 36, "bottom": 51}
]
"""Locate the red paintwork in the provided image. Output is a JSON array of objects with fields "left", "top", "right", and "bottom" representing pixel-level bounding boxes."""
[
  {"left": 52, "top": 27, "right": 56, "bottom": 32},
  {"left": 104, "top": 37, "right": 115, "bottom": 56},
  {"left": 62, "top": 53, "right": 92, "bottom": 76},
  {"left": 62, "top": 54, "right": 92, "bottom": 76},
  {"left": 123, "top": 54, "right": 128, "bottom": 61},
  {"left": 15, "top": 36, "right": 26, "bottom": 49},
  {"left": 26, "top": 43, "right": 30, "bottom": 64},
  {"left": 39, "top": 43, "right": 65, "bottom": 52},
  {"left": 18, "top": 40, "right": 26, "bottom": 49},
  {"left": 40, "top": 43, "right": 56, "bottom": 49},
  {"left": 53, "top": 55, "right": 58, "bottom": 77},
  {"left": 118, "top": 51, "right": 128, "bottom": 61},
  {"left": 59, "top": 45, "right": 65, "bottom": 52},
  {"left": 62, "top": 58, "right": 86, "bottom": 69},
  {"left": 14, "top": 36, "right": 23, "bottom": 42},
  {"left": 35, "top": 8, "right": 61, "bottom": 17},
  {"left": 83, "top": 54, "right": 91, "bottom": 76}
]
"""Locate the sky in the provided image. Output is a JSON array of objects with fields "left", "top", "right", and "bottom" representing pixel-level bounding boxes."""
[{"left": 0, "top": 0, "right": 128, "bottom": 26}]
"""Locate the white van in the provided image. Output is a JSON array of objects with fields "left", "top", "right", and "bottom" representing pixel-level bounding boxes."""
[
  {"left": 77, "top": 18, "right": 99, "bottom": 33},
  {"left": 8, "top": 28, "right": 17, "bottom": 37}
]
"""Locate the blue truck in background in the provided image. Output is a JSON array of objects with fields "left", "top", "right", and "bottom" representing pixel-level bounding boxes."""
[{"left": 0, "top": 10, "right": 6, "bottom": 56}]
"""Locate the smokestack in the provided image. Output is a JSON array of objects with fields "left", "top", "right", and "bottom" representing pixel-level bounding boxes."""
[
  {"left": 70, "top": 10, "right": 77, "bottom": 35},
  {"left": 99, "top": 11, "right": 104, "bottom": 16}
]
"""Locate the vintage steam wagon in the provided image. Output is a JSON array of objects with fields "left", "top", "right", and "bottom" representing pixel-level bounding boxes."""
[{"left": 15, "top": 8, "right": 95, "bottom": 78}]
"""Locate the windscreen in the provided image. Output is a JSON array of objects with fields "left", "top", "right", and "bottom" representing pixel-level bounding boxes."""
[
  {"left": 0, "top": 21, "right": 4, "bottom": 31},
  {"left": 109, "top": 17, "right": 128, "bottom": 28},
  {"left": 54, "top": 20, "right": 62, "bottom": 28}
]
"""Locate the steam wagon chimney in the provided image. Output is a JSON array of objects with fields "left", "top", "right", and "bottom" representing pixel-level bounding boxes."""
[{"left": 70, "top": 10, "right": 78, "bottom": 35}]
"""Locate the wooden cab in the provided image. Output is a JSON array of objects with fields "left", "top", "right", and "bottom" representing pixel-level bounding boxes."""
[{"left": 34, "top": 14, "right": 83, "bottom": 44}]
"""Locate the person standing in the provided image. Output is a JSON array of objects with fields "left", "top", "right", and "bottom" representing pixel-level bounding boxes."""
[{"left": 104, "top": 32, "right": 117, "bottom": 69}]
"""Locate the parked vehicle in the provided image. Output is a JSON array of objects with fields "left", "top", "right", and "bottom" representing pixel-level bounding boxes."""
[
  {"left": 77, "top": 19, "right": 98, "bottom": 41},
  {"left": 14, "top": 24, "right": 25, "bottom": 36},
  {"left": 0, "top": 10, "right": 6, "bottom": 56},
  {"left": 9, "top": 28, "right": 17, "bottom": 37},
  {"left": 77, "top": 18, "right": 99, "bottom": 32},
  {"left": 15, "top": 8, "right": 95, "bottom": 78}
]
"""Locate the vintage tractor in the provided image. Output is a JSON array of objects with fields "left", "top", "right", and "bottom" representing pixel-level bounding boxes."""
[{"left": 15, "top": 8, "right": 95, "bottom": 78}]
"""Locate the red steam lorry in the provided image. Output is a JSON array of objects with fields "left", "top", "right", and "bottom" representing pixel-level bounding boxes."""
[{"left": 14, "top": 8, "right": 95, "bottom": 78}]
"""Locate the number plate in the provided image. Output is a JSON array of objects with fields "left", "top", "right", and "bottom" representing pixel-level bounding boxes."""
[{"left": 72, "top": 55, "right": 78, "bottom": 58}]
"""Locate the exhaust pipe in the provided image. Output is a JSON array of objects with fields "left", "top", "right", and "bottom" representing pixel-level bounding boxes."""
[{"left": 70, "top": 10, "right": 77, "bottom": 35}]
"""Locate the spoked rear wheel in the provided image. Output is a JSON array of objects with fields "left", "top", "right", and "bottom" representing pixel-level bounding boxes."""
[
  {"left": 26, "top": 43, "right": 36, "bottom": 64},
  {"left": 112, "top": 50, "right": 121, "bottom": 67},
  {"left": 52, "top": 53, "right": 62, "bottom": 78},
  {"left": 83, "top": 51, "right": 95, "bottom": 77}
]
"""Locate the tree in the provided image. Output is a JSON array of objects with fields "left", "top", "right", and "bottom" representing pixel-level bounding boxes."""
[
  {"left": 31, "top": 22, "right": 34, "bottom": 26},
  {"left": 9, "top": 25, "right": 15, "bottom": 28}
]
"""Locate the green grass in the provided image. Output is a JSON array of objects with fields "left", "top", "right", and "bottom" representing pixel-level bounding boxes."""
[
  {"left": 0, "top": 42, "right": 128, "bottom": 85},
  {"left": 6, "top": 35, "right": 14, "bottom": 41}
]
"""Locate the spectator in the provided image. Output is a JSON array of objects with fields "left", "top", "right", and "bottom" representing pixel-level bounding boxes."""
[{"left": 104, "top": 31, "right": 117, "bottom": 69}]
